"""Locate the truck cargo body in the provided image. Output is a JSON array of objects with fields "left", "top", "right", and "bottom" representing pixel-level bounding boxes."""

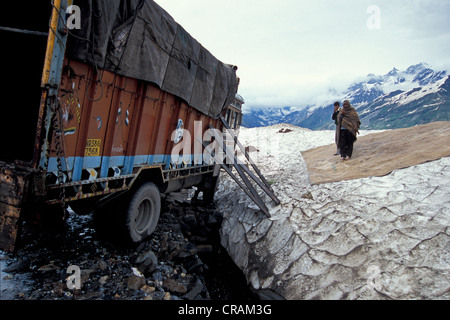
[
  {"left": 44, "top": 57, "right": 229, "bottom": 202},
  {"left": 0, "top": 0, "right": 243, "bottom": 252}
]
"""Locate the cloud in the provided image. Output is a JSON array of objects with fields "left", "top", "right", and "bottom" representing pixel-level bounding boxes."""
[
  {"left": 381, "top": 0, "right": 450, "bottom": 39},
  {"left": 155, "top": 0, "right": 450, "bottom": 108}
]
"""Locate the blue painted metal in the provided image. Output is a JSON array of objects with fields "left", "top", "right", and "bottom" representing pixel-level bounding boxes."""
[{"left": 38, "top": 0, "right": 72, "bottom": 172}]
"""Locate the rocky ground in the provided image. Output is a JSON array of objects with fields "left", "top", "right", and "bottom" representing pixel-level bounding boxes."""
[{"left": 0, "top": 190, "right": 257, "bottom": 301}]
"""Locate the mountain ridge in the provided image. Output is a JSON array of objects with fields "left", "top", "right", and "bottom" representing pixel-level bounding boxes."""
[{"left": 242, "top": 63, "right": 450, "bottom": 130}]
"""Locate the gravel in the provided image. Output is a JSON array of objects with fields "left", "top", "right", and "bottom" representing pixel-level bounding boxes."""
[{"left": 0, "top": 189, "right": 258, "bottom": 301}]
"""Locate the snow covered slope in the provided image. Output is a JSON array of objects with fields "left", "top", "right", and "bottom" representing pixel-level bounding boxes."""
[{"left": 215, "top": 124, "right": 450, "bottom": 300}]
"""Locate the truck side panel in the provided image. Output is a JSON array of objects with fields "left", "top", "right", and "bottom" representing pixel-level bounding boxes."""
[
  {"left": 133, "top": 85, "right": 160, "bottom": 166},
  {"left": 46, "top": 58, "right": 225, "bottom": 189}
]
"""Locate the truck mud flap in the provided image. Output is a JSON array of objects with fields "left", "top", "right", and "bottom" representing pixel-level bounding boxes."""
[{"left": 0, "top": 163, "right": 35, "bottom": 252}]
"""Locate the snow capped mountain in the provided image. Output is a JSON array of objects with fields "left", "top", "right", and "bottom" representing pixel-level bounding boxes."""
[
  {"left": 345, "top": 62, "right": 447, "bottom": 106},
  {"left": 357, "top": 75, "right": 450, "bottom": 129},
  {"left": 242, "top": 63, "right": 450, "bottom": 130},
  {"left": 242, "top": 106, "right": 300, "bottom": 128}
]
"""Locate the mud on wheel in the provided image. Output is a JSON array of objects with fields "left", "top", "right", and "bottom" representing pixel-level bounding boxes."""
[{"left": 126, "top": 182, "right": 161, "bottom": 243}]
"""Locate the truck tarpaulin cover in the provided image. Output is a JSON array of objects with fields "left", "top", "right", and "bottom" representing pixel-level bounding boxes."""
[{"left": 69, "top": 0, "right": 238, "bottom": 118}]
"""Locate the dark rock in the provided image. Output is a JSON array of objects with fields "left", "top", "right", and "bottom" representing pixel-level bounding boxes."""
[
  {"left": 182, "top": 214, "right": 198, "bottom": 230},
  {"left": 301, "top": 191, "right": 314, "bottom": 200},
  {"left": 97, "top": 259, "right": 108, "bottom": 271},
  {"left": 0, "top": 189, "right": 255, "bottom": 301},
  {"left": 196, "top": 244, "right": 213, "bottom": 253},
  {"left": 184, "top": 256, "right": 204, "bottom": 273},
  {"left": 179, "top": 220, "right": 192, "bottom": 236},
  {"left": 136, "top": 242, "right": 147, "bottom": 253},
  {"left": 152, "top": 271, "right": 163, "bottom": 282},
  {"left": 167, "top": 246, "right": 182, "bottom": 260},
  {"left": 135, "top": 249, "right": 158, "bottom": 273},
  {"left": 3, "top": 260, "right": 29, "bottom": 273},
  {"left": 207, "top": 214, "right": 218, "bottom": 225},
  {"left": 127, "top": 275, "right": 145, "bottom": 291},
  {"left": 257, "top": 289, "right": 285, "bottom": 300},
  {"left": 163, "top": 278, "right": 187, "bottom": 294},
  {"left": 99, "top": 275, "right": 109, "bottom": 285},
  {"left": 157, "top": 263, "right": 174, "bottom": 276},
  {"left": 184, "top": 277, "right": 204, "bottom": 300},
  {"left": 52, "top": 281, "right": 66, "bottom": 295},
  {"left": 79, "top": 291, "right": 101, "bottom": 300},
  {"left": 38, "top": 263, "right": 59, "bottom": 272},
  {"left": 152, "top": 290, "right": 165, "bottom": 300}
]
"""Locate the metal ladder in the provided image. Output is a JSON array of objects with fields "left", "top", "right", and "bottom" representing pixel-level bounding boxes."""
[{"left": 201, "top": 116, "right": 280, "bottom": 217}]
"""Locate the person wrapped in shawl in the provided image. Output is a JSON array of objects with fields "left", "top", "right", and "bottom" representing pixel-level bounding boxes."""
[{"left": 337, "top": 100, "right": 361, "bottom": 160}]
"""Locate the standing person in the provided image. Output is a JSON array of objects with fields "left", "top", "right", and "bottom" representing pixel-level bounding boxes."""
[
  {"left": 337, "top": 100, "right": 361, "bottom": 161},
  {"left": 332, "top": 101, "right": 341, "bottom": 155}
]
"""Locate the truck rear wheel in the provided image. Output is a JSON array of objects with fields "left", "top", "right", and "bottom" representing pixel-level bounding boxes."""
[{"left": 126, "top": 182, "right": 161, "bottom": 243}]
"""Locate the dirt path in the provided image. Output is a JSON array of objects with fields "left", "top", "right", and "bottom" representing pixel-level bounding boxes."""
[{"left": 302, "top": 121, "right": 450, "bottom": 184}]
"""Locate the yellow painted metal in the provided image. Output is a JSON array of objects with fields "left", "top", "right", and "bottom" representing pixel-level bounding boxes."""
[
  {"left": 41, "top": 0, "right": 61, "bottom": 86},
  {"left": 41, "top": 0, "right": 73, "bottom": 86}
]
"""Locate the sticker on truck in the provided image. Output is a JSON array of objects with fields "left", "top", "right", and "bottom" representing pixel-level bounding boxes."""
[{"left": 85, "top": 139, "right": 101, "bottom": 157}]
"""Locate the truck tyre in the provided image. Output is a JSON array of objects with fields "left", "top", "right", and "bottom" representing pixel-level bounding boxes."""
[{"left": 126, "top": 182, "right": 161, "bottom": 243}]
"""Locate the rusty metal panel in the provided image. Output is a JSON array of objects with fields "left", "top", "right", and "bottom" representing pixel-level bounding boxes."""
[
  {"left": 0, "top": 163, "right": 33, "bottom": 252},
  {"left": 81, "top": 71, "right": 116, "bottom": 170},
  {"left": 0, "top": 203, "right": 22, "bottom": 253},
  {"left": 153, "top": 93, "right": 175, "bottom": 160},
  {"left": 108, "top": 76, "right": 136, "bottom": 165},
  {"left": 134, "top": 86, "right": 160, "bottom": 159}
]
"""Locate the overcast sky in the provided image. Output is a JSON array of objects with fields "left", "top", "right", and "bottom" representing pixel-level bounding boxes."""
[{"left": 155, "top": 0, "right": 450, "bottom": 109}]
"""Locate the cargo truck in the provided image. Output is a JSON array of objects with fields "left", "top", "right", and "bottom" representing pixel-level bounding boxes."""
[{"left": 0, "top": 0, "right": 279, "bottom": 253}]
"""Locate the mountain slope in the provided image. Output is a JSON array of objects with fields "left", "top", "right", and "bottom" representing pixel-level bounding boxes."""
[
  {"left": 357, "top": 76, "right": 450, "bottom": 129},
  {"left": 242, "top": 63, "right": 450, "bottom": 130}
]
